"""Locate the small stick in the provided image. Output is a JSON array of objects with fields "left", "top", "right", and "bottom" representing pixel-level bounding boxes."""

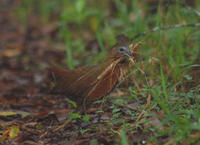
[
  {"left": 131, "top": 23, "right": 200, "bottom": 40},
  {"left": 185, "top": 6, "right": 200, "bottom": 17},
  {"left": 109, "top": 100, "right": 138, "bottom": 111},
  {"left": 53, "top": 118, "right": 72, "bottom": 132}
]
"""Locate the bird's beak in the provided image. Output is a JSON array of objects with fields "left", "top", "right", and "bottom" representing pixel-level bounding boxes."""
[{"left": 124, "top": 48, "right": 134, "bottom": 58}]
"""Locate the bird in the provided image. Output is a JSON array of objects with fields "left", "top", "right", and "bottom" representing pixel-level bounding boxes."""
[{"left": 49, "top": 35, "right": 140, "bottom": 111}]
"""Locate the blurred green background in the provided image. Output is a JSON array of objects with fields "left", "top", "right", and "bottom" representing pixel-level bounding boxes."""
[{"left": 13, "top": 0, "right": 200, "bottom": 78}]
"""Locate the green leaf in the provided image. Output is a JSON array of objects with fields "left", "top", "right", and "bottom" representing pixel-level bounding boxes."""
[
  {"left": 76, "top": 0, "right": 85, "bottom": 13},
  {"left": 83, "top": 115, "right": 90, "bottom": 122},
  {"left": 70, "top": 113, "right": 81, "bottom": 120},
  {"left": 120, "top": 129, "right": 129, "bottom": 145}
]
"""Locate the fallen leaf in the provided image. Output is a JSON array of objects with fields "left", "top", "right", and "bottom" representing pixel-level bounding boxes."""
[{"left": 9, "top": 126, "right": 20, "bottom": 139}]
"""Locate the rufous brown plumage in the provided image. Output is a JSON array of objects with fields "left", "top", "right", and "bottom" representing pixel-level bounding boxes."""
[{"left": 49, "top": 36, "right": 140, "bottom": 110}]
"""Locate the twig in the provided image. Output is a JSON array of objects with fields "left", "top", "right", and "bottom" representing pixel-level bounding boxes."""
[
  {"left": 132, "top": 23, "right": 200, "bottom": 40},
  {"left": 132, "top": 73, "right": 141, "bottom": 92},
  {"left": 135, "top": 110, "right": 146, "bottom": 122},
  {"left": 109, "top": 100, "right": 139, "bottom": 111},
  {"left": 178, "top": 0, "right": 200, "bottom": 17},
  {"left": 185, "top": 6, "right": 200, "bottom": 17},
  {"left": 53, "top": 118, "right": 72, "bottom": 132}
]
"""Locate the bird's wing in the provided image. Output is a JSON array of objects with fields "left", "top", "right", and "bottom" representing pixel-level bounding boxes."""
[
  {"left": 49, "top": 60, "right": 116, "bottom": 103},
  {"left": 83, "top": 59, "right": 121, "bottom": 105}
]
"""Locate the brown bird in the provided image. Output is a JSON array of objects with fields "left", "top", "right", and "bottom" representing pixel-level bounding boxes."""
[{"left": 50, "top": 36, "right": 140, "bottom": 110}]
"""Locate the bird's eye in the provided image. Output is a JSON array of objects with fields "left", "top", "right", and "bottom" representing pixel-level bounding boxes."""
[
  {"left": 119, "top": 48, "right": 124, "bottom": 51},
  {"left": 118, "top": 47, "right": 125, "bottom": 52}
]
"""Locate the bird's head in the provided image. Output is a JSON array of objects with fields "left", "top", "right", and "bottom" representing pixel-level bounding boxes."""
[
  {"left": 109, "top": 34, "right": 133, "bottom": 61},
  {"left": 110, "top": 44, "right": 134, "bottom": 60}
]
